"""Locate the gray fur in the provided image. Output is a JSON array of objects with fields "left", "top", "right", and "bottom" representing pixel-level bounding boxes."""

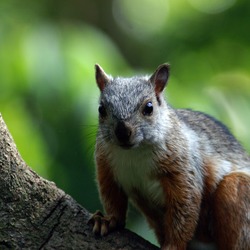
[
  {"left": 97, "top": 66, "right": 250, "bottom": 172},
  {"left": 100, "top": 76, "right": 153, "bottom": 120},
  {"left": 176, "top": 109, "right": 250, "bottom": 167},
  {"left": 98, "top": 67, "right": 250, "bottom": 168}
]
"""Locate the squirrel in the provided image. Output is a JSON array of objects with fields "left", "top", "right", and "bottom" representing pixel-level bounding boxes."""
[{"left": 88, "top": 63, "right": 250, "bottom": 250}]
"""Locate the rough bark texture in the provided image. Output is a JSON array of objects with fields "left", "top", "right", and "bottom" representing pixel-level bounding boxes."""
[{"left": 0, "top": 114, "right": 159, "bottom": 250}]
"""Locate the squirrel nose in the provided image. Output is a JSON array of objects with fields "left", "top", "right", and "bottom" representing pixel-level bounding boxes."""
[{"left": 115, "top": 121, "right": 132, "bottom": 145}]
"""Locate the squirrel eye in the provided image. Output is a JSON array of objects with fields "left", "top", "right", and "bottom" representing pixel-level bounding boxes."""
[
  {"left": 143, "top": 102, "right": 153, "bottom": 116},
  {"left": 98, "top": 104, "right": 107, "bottom": 118}
]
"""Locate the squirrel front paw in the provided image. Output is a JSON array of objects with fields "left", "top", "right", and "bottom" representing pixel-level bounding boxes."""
[{"left": 88, "top": 210, "right": 123, "bottom": 236}]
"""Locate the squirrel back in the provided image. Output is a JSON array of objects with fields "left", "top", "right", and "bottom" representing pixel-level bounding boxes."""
[{"left": 176, "top": 109, "right": 250, "bottom": 169}]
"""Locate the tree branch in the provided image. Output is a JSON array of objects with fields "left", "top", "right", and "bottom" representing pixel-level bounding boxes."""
[{"left": 0, "top": 114, "right": 159, "bottom": 250}]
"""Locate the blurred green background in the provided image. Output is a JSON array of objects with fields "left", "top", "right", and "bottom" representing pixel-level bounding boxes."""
[{"left": 1, "top": 0, "right": 250, "bottom": 246}]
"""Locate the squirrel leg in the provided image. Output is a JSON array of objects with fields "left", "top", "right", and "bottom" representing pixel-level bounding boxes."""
[
  {"left": 159, "top": 177, "right": 202, "bottom": 250},
  {"left": 213, "top": 171, "right": 250, "bottom": 249},
  {"left": 88, "top": 172, "right": 128, "bottom": 236},
  {"left": 89, "top": 148, "right": 128, "bottom": 236}
]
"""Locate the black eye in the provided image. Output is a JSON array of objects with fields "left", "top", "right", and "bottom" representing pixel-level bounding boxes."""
[
  {"left": 143, "top": 102, "right": 153, "bottom": 116},
  {"left": 98, "top": 104, "right": 107, "bottom": 118}
]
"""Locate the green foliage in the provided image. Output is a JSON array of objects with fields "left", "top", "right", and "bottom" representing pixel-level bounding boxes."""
[
  {"left": 1, "top": 0, "right": 250, "bottom": 245},
  {"left": 0, "top": 21, "right": 129, "bottom": 211}
]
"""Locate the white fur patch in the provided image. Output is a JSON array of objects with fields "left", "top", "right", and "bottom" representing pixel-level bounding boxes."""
[
  {"left": 214, "top": 159, "right": 233, "bottom": 178},
  {"left": 210, "top": 159, "right": 250, "bottom": 183},
  {"left": 231, "top": 168, "right": 250, "bottom": 176},
  {"left": 109, "top": 145, "right": 165, "bottom": 206}
]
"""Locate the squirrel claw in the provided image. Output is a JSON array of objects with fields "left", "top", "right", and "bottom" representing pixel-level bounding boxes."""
[{"left": 88, "top": 210, "right": 118, "bottom": 236}]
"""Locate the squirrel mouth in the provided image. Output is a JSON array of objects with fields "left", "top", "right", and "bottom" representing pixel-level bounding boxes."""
[{"left": 118, "top": 142, "right": 134, "bottom": 150}]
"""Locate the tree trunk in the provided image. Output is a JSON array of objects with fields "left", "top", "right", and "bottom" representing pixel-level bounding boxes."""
[{"left": 0, "top": 114, "right": 159, "bottom": 250}]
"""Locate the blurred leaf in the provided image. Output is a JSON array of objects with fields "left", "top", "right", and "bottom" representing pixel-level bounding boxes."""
[{"left": 1, "top": 100, "right": 50, "bottom": 178}]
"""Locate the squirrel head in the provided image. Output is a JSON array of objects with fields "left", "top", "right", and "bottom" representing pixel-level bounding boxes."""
[{"left": 95, "top": 64, "right": 171, "bottom": 149}]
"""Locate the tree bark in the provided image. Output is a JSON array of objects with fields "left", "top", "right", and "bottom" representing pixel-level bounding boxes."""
[{"left": 0, "top": 114, "right": 159, "bottom": 250}]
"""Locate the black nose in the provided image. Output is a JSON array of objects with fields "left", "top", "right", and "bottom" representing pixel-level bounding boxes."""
[{"left": 115, "top": 121, "right": 132, "bottom": 145}]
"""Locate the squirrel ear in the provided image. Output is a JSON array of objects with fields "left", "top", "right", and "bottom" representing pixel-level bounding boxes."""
[
  {"left": 149, "top": 63, "right": 170, "bottom": 95},
  {"left": 95, "top": 64, "right": 111, "bottom": 91}
]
